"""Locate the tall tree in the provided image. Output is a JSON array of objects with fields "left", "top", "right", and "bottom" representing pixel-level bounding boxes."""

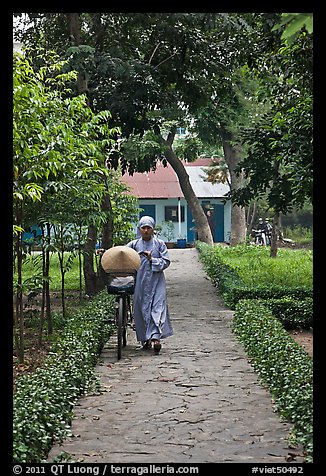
[
  {"left": 15, "top": 13, "right": 247, "bottom": 246},
  {"left": 16, "top": 12, "right": 309, "bottom": 254},
  {"left": 13, "top": 51, "right": 119, "bottom": 359},
  {"left": 231, "top": 24, "right": 313, "bottom": 256}
]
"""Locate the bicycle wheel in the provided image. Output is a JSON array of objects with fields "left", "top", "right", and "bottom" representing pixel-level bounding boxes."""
[
  {"left": 127, "top": 295, "right": 134, "bottom": 330},
  {"left": 117, "top": 296, "right": 124, "bottom": 360},
  {"left": 122, "top": 295, "right": 128, "bottom": 347}
]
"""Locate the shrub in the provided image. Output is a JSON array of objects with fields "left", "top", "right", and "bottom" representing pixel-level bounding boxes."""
[
  {"left": 13, "top": 291, "right": 115, "bottom": 463},
  {"left": 196, "top": 242, "right": 312, "bottom": 309},
  {"left": 196, "top": 242, "right": 313, "bottom": 461},
  {"left": 223, "top": 284, "right": 312, "bottom": 309},
  {"left": 257, "top": 297, "right": 313, "bottom": 329},
  {"left": 233, "top": 300, "right": 313, "bottom": 461}
]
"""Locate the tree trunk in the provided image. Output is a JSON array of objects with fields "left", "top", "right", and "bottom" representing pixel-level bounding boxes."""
[
  {"left": 101, "top": 193, "right": 114, "bottom": 250},
  {"left": 66, "top": 13, "right": 89, "bottom": 98},
  {"left": 77, "top": 224, "right": 83, "bottom": 301},
  {"left": 55, "top": 224, "right": 67, "bottom": 319},
  {"left": 67, "top": 11, "right": 98, "bottom": 294},
  {"left": 230, "top": 205, "right": 247, "bottom": 246},
  {"left": 14, "top": 202, "right": 24, "bottom": 363},
  {"left": 270, "top": 213, "right": 280, "bottom": 258},
  {"left": 38, "top": 227, "right": 46, "bottom": 345},
  {"left": 97, "top": 193, "right": 114, "bottom": 292},
  {"left": 83, "top": 225, "right": 98, "bottom": 296},
  {"left": 45, "top": 223, "right": 52, "bottom": 335},
  {"left": 164, "top": 130, "right": 213, "bottom": 245},
  {"left": 220, "top": 126, "right": 247, "bottom": 245},
  {"left": 270, "top": 160, "right": 281, "bottom": 258},
  {"left": 247, "top": 200, "right": 257, "bottom": 235}
]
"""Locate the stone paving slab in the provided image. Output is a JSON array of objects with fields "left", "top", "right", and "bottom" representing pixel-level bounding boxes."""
[{"left": 48, "top": 248, "right": 304, "bottom": 464}]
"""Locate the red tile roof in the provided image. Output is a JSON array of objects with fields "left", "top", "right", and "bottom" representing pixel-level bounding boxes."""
[
  {"left": 122, "top": 161, "right": 182, "bottom": 198},
  {"left": 121, "top": 158, "right": 226, "bottom": 199},
  {"left": 183, "top": 157, "right": 219, "bottom": 167}
]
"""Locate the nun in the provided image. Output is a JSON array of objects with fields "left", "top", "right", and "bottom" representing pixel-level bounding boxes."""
[{"left": 126, "top": 216, "right": 173, "bottom": 354}]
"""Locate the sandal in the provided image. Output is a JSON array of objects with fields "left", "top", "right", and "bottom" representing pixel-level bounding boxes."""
[{"left": 153, "top": 340, "right": 161, "bottom": 355}]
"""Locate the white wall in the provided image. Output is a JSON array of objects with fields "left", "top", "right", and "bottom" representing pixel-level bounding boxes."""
[
  {"left": 137, "top": 198, "right": 187, "bottom": 241},
  {"left": 137, "top": 198, "right": 231, "bottom": 243}
]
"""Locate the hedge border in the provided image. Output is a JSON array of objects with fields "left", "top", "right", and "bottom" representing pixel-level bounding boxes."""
[
  {"left": 233, "top": 300, "right": 313, "bottom": 461},
  {"left": 196, "top": 241, "right": 312, "bottom": 309},
  {"left": 196, "top": 241, "right": 313, "bottom": 461},
  {"left": 13, "top": 290, "right": 115, "bottom": 463}
]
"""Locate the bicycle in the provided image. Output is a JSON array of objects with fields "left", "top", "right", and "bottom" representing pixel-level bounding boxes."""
[{"left": 106, "top": 272, "right": 136, "bottom": 360}]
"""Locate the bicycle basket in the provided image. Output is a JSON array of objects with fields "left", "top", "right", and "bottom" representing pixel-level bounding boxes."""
[{"left": 106, "top": 273, "right": 136, "bottom": 295}]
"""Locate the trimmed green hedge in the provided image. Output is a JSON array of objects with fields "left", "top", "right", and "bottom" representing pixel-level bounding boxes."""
[
  {"left": 257, "top": 297, "right": 313, "bottom": 329},
  {"left": 196, "top": 241, "right": 313, "bottom": 461},
  {"left": 233, "top": 300, "right": 313, "bottom": 461},
  {"left": 13, "top": 291, "right": 115, "bottom": 463},
  {"left": 197, "top": 241, "right": 312, "bottom": 309}
]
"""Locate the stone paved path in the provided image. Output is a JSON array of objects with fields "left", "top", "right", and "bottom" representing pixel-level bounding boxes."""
[{"left": 48, "top": 248, "right": 304, "bottom": 463}]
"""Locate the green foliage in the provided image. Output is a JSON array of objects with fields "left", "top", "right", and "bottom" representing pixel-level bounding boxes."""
[
  {"left": 119, "top": 131, "right": 166, "bottom": 174},
  {"left": 211, "top": 244, "right": 313, "bottom": 287},
  {"left": 272, "top": 13, "right": 313, "bottom": 44},
  {"left": 13, "top": 49, "right": 139, "bottom": 308},
  {"left": 13, "top": 53, "right": 111, "bottom": 208},
  {"left": 161, "top": 220, "right": 176, "bottom": 242},
  {"left": 283, "top": 225, "right": 313, "bottom": 245},
  {"left": 14, "top": 13, "right": 313, "bottom": 217},
  {"left": 233, "top": 300, "right": 313, "bottom": 461},
  {"left": 196, "top": 242, "right": 312, "bottom": 308},
  {"left": 257, "top": 297, "right": 313, "bottom": 329},
  {"left": 13, "top": 291, "right": 115, "bottom": 463},
  {"left": 15, "top": 252, "right": 101, "bottom": 292},
  {"left": 231, "top": 23, "right": 313, "bottom": 214},
  {"left": 173, "top": 135, "right": 204, "bottom": 162},
  {"left": 14, "top": 13, "right": 256, "bottom": 173},
  {"left": 197, "top": 241, "right": 313, "bottom": 460},
  {"left": 225, "top": 285, "right": 312, "bottom": 310},
  {"left": 13, "top": 50, "right": 129, "bottom": 289}
]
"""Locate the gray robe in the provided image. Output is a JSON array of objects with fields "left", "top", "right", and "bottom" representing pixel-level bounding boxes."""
[{"left": 126, "top": 236, "right": 173, "bottom": 343}]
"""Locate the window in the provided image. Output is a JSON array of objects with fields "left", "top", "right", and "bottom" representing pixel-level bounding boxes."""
[
  {"left": 165, "top": 206, "right": 185, "bottom": 222},
  {"left": 176, "top": 127, "right": 186, "bottom": 135}
]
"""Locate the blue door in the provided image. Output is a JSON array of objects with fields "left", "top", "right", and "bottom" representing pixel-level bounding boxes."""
[
  {"left": 212, "top": 204, "right": 224, "bottom": 242},
  {"left": 187, "top": 203, "right": 224, "bottom": 243},
  {"left": 139, "top": 204, "right": 156, "bottom": 221},
  {"left": 187, "top": 206, "right": 197, "bottom": 242}
]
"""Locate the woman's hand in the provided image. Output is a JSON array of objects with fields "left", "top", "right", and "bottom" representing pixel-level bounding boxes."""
[{"left": 141, "top": 250, "right": 152, "bottom": 262}]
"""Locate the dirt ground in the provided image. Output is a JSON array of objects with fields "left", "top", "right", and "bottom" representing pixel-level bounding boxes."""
[
  {"left": 13, "top": 291, "right": 83, "bottom": 390},
  {"left": 289, "top": 329, "right": 313, "bottom": 357}
]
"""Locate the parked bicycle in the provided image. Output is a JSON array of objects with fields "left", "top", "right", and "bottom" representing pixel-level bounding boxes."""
[{"left": 105, "top": 272, "right": 136, "bottom": 360}]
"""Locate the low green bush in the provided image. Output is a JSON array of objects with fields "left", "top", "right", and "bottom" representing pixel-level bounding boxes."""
[
  {"left": 233, "top": 300, "right": 313, "bottom": 462},
  {"left": 257, "top": 297, "right": 313, "bottom": 329},
  {"left": 203, "top": 243, "right": 313, "bottom": 288},
  {"left": 223, "top": 284, "right": 312, "bottom": 309},
  {"left": 13, "top": 290, "right": 115, "bottom": 463},
  {"left": 197, "top": 242, "right": 313, "bottom": 461},
  {"left": 196, "top": 242, "right": 312, "bottom": 309}
]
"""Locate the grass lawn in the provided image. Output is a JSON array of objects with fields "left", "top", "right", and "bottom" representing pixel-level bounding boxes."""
[
  {"left": 15, "top": 251, "right": 102, "bottom": 292},
  {"left": 211, "top": 244, "right": 313, "bottom": 288}
]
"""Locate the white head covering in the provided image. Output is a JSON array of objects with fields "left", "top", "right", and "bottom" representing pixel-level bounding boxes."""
[
  {"left": 136, "top": 216, "right": 155, "bottom": 238},
  {"left": 138, "top": 216, "right": 155, "bottom": 229}
]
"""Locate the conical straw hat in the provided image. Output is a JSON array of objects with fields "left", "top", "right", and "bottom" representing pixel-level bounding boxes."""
[{"left": 101, "top": 246, "right": 140, "bottom": 274}]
